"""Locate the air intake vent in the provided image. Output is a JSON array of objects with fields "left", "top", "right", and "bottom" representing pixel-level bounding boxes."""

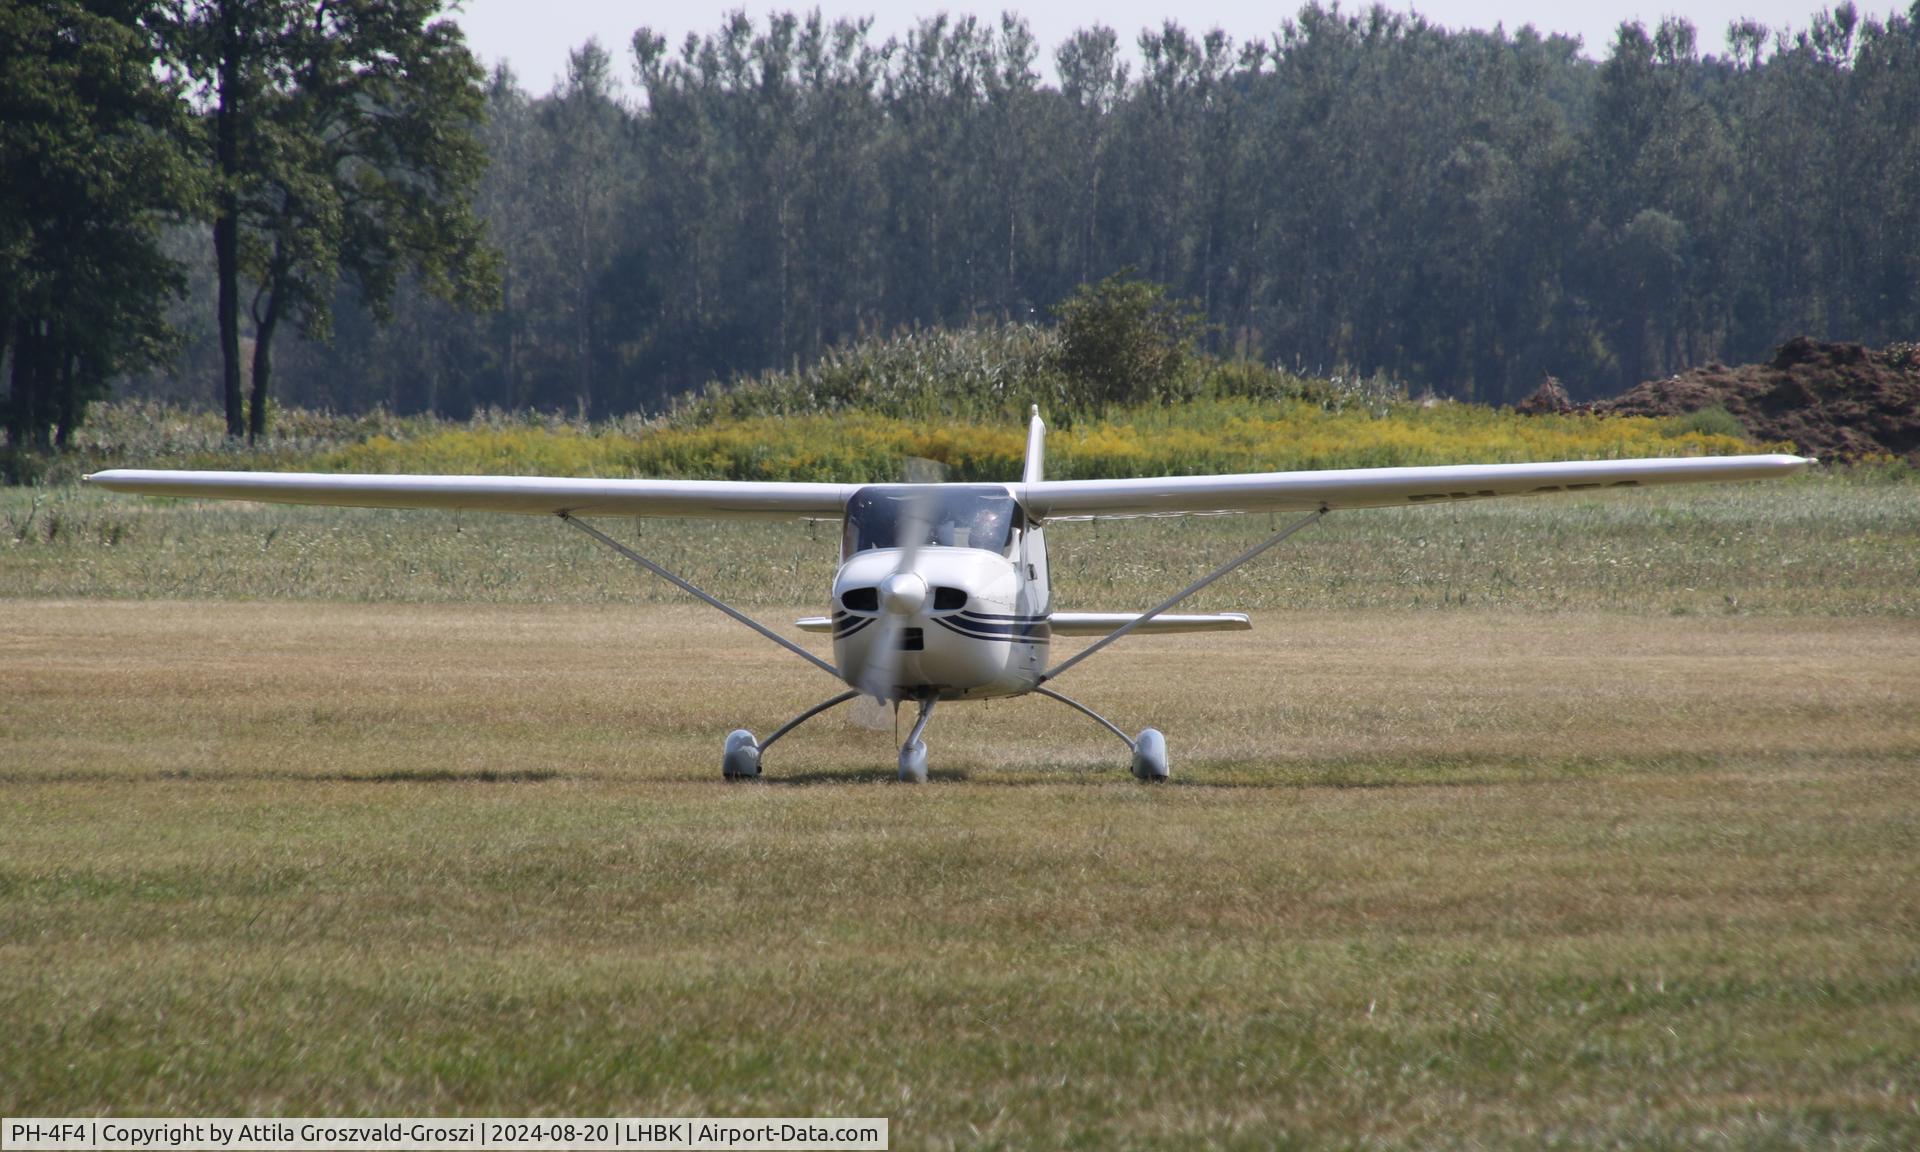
[
  {"left": 840, "top": 586, "right": 878, "bottom": 612},
  {"left": 931, "top": 586, "right": 968, "bottom": 611}
]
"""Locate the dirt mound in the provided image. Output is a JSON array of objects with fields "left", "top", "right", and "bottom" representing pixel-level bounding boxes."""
[
  {"left": 1515, "top": 376, "right": 1575, "bottom": 415},
  {"left": 1590, "top": 337, "right": 1920, "bottom": 462}
]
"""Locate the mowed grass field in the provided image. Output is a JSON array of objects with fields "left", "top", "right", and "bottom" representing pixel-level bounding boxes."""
[{"left": 3, "top": 473, "right": 1919, "bottom": 1147}]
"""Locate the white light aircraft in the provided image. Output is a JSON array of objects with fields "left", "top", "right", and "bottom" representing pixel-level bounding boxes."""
[{"left": 88, "top": 408, "right": 1808, "bottom": 781}]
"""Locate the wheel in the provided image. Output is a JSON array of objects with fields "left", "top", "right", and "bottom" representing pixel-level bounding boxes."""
[
  {"left": 1131, "top": 728, "right": 1169, "bottom": 782},
  {"left": 898, "top": 740, "right": 928, "bottom": 783},
  {"left": 722, "top": 729, "right": 761, "bottom": 780}
]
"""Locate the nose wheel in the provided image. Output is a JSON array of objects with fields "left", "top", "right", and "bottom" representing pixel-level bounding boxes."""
[{"left": 897, "top": 696, "right": 937, "bottom": 783}]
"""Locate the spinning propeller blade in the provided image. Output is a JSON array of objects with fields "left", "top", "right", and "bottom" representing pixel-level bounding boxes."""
[
  {"left": 848, "top": 457, "right": 946, "bottom": 725},
  {"left": 848, "top": 694, "right": 894, "bottom": 730},
  {"left": 855, "top": 490, "right": 932, "bottom": 703}
]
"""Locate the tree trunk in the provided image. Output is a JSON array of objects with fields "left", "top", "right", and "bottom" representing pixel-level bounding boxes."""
[
  {"left": 4, "top": 315, "right": 31, "bottom": 449},
  {"left": 248, "top": 289, "right": 280, "bottom": 443},
  {"left": 8, "top": 316, "right": 53, "bottom": 451},
  {"left": 0, "top": 278, "right": 14, "bottom": 426},
  {"left": 214, "top": 6, "right": 245, "bottom": 439},
  {"left": 53, "top": 348, "right": 77, "bottom": 449}
]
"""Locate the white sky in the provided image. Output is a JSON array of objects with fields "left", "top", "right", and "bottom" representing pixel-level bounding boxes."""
[{"left": 453, "top": 0, "right": 1883, "bottom": 94}]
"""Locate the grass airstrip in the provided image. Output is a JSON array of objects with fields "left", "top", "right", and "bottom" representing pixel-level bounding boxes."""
[{"left": 3, "top": 472, "right": 1919, "bottom": 1147}]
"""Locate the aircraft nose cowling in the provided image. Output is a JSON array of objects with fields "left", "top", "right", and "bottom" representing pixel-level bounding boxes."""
[{"left": 880, "top": 572, "right": 928, "bottom": 615}]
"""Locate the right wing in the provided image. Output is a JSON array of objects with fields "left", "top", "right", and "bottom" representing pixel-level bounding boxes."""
[
  {"left": 1018, "top": 454, "right": 1810, "bottom": 519},
  {"left": 83, "top": 469, "right": 855, "bottom": 520}
]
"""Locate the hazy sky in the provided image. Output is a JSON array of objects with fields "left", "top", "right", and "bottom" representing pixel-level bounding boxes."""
[{"left": 455, "top": 0, "right": 1871, "bottom": 94}]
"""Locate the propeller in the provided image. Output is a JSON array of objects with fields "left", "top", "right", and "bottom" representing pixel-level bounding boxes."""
[
  {"left": 848, "top": 457, "right": 947, "bottom": 728},
  {"left": 854, "top": 489, "right": 933, "bottom": 704}
]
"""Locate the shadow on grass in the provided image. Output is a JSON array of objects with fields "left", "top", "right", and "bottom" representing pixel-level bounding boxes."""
[
  {"left": 742, "top": 751, "right": 1740, "bottom": 790},
  {"left": 758, "top": 766, "right": 974, "bottom": 786},
  {"left": 0, "top": 752, "right": 1786, "bottom": 790},
  {"left": 0, "top": 767, "right": 564, "bottom": 785},
  {"left": 740, "top": 765, "right": 1453, "bottom": 789},
  {"left": 315, "top": 768, "right": 562, "bottom": 784}
]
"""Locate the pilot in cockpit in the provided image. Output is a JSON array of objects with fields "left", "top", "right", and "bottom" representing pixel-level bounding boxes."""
[{"left": 967, "top": 505, "right": 1008, "bottom": 552}]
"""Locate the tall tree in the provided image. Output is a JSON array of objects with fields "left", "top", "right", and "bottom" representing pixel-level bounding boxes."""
[
  {"left": 1, "top": 0, "right": 199, "bottom": 460},
  {"left": 1053, "top": 25, "right": 1129, "bottom": 289},
  {"left": 541, "top": 39, "right": 624, "bottom": 417},
  {"left": 107, "top": 5, "right": 1920, "bottom": 420},
  {"left": 174, "top": 0, "right": 498, "bottom": 440}
]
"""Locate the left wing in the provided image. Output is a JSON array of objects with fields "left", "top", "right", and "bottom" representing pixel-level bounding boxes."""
[
  {"left": 83, "top": 470, "right": 854, "bottom": 520},
  {"left": 1017, "top": 454, "right": 1809, "bottom": 519}
]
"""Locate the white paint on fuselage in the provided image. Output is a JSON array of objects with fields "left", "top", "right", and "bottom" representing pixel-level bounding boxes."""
[{"left": 832, "top": 545, "right": 1047, "bottom": 700}]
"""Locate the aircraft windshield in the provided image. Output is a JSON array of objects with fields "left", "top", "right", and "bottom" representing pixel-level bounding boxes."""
[{"left": 843, "top": 486, "right": 1022, "bottom": 557}]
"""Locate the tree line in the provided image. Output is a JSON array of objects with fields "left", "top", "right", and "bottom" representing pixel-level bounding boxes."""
[
  {"left": 2, "top": 0, "right": 493, "bottom": 465},
  {"left": 6, "top": 2, "right": 1920, "bottom": 459}
]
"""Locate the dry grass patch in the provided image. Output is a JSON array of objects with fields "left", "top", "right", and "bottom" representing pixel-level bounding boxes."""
[{"left": 3, "top": 601, "right": 1918, "bottom": 1146}]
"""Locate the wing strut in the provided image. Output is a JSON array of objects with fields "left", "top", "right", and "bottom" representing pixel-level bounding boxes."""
[
  {"left": 1032, "top": 685, "right": 1135, "bottom": 751},
  {"left": 1041, "top": 507, "right": 1327, "bottom": 684},
  {"left": 560, "top": 513, "right": 841, "bottom": 680}
]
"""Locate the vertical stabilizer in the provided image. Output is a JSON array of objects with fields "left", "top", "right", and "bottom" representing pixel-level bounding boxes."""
[{"left": 1022, "top": 404, "right": 1046, "bottom": 485}]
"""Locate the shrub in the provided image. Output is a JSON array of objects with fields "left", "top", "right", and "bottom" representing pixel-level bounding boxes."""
[
  {"left": 1052, "top": 272, "right": 1208, "bottom": 410},
  {"left": 1662, "top": 406, "right": 1748, "bottom": 441}
]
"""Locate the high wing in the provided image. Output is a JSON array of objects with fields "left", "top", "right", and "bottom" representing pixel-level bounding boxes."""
[
  {"left": 87, "top": 453, "right": 1810, "bottom": 522},
  {"left": 1016, "top": 454, "right": 1809, "bottom": 519},
  {"left": 83, "top": 470, "right": 855, "bottom": 520}
]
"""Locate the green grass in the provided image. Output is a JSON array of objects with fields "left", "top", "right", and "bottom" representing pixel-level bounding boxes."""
[
  {"left": 4, "top": 431, "right": 1918, "bottom": 1145},
  {"left": 2, "top": 602, "right": 1917, "bottom": 1146},
  {"left": 5, "top": 469, "right": 1914, "bottom": 616}
]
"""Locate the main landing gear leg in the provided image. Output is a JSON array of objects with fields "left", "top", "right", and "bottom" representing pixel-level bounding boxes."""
[
  {"left": 556, "top": 514, "right": 854, "bottom": 783},
  {"left": 1031, "top": 507, "right": 1328, "bottom": 784},
  {"left": 1032, "top": 686, "right": 1168, "bottom": 781},
  {"left": 723, "top": 689, "right": 861, "bottom": 780},
  {"left": 898, "top": 695, "right": 938, "bottom": 783}
]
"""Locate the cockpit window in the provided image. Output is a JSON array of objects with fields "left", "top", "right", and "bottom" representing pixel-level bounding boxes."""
[{"left": 842, "top": 485, "right": 1023, "bottom": 557}]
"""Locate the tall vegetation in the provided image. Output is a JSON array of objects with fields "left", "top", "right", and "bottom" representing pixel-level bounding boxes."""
[
  {"left": 169, "top": 0, "right": 499, "bottom": 440},
  {"left": 234, "top": 2, "right": 1920, "bottom": 420},
  {"left": 1, "top": 0, "right": 496, "bottom": 475},
  {"left": 0, "top": 0, "right": 200, "bottom": 471},
  {"left": 7, "top": 2, "right": 1920, "bottom": 456}
]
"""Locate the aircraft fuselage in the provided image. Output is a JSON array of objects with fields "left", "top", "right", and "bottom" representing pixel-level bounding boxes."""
[{"left": 830, "top": 484, "right": 1049, "bottom": 701}]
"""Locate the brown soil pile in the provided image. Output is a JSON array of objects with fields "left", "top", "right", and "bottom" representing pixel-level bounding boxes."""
[
  {"left": 1515, "top": 377, "right": 1575, "bottom": 415},
  {"left": 1588, "top": 337, "right": 1920, "bottom": 462}
]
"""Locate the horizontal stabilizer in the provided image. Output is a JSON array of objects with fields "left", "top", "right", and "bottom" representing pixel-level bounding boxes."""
[
  {"left": 798, "top": 612, "right": 1249, "bottom": 635},
  {"left": 1049, "top": 612, "right": 1251, "bottom": 636}
]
